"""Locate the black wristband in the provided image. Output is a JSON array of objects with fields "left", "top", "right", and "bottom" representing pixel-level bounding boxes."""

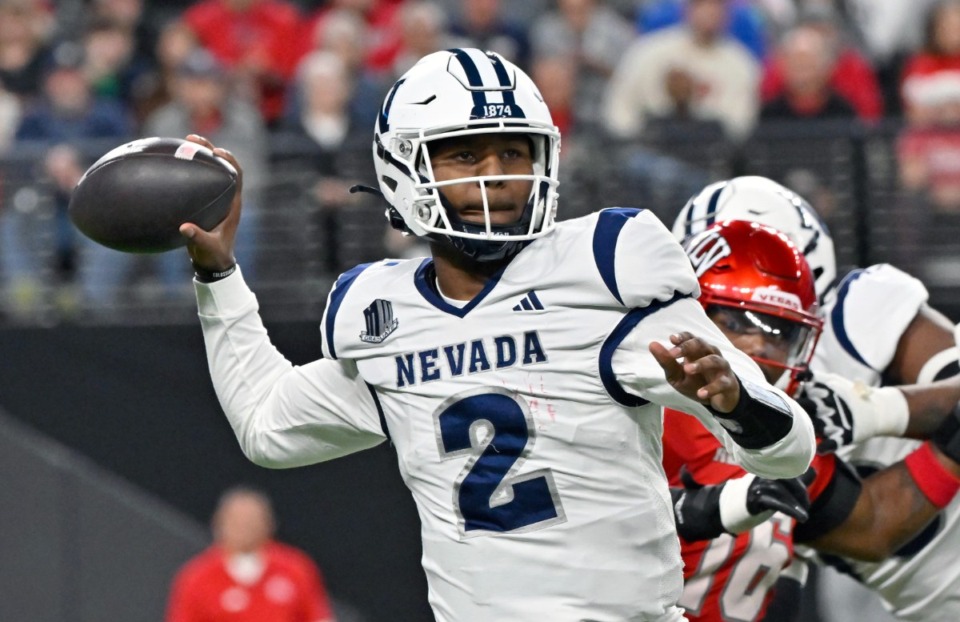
[
  {"left": 932, "top": 404, "right": 960, "bottom": 464},
  {"left": 193, "top": 263, "right": 237, "bottom": 283},
  {"left": 709, "top": 377, "right": 795, "bottom": 450}
]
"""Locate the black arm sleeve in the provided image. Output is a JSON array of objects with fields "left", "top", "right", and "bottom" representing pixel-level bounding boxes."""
[
  {"left": 794, "top": 458, "right": 863, "bottom": 543},
  {"left": 708, "top": 377, "right": 795, "bottom": 450}
]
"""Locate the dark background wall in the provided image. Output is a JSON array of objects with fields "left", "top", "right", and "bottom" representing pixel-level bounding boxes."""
[{"left": 0, "top": 322, "right": 433, "bottom": 622}]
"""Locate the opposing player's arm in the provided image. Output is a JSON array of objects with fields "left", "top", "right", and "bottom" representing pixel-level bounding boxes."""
[
  {"left": 797, "top": 371, "right": 960, "bottom": 453},
  {"left": 888, "top": 303, "right": 957, "bottom": 385},
  {"left": 798, "top": 408, "right": 960, "bottom": 561},
  {"left": 196, "top": 271, "right": 386, "bottom": 468}
]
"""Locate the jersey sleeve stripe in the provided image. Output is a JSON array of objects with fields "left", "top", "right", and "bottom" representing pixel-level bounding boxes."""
[
  {"left": 830, "top": 269, "right": 871, "bottom": 368},
  {"left": 592, "top": 208, "right": 642, "bottom": 305},
  {"left": 324, "top": 263, "right": 373, "bottom": 360},
  {"left": 366, "top": 382, "right": 391, "bottom": 442},
  {"left": 598, "top": 291, "right": 690, "bottom": 407}
]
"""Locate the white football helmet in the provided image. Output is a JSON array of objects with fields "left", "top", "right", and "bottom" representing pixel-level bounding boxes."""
[
  {"left": 672, "top": 176, "right": 836, "bottom": 299},
  {"left": 372, "top": 48, "right": 561, "bottom": 262}
]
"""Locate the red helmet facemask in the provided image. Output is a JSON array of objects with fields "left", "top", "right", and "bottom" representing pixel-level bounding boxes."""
[{"left": 684, "top": 220, "right": 823, "bottom": 396}]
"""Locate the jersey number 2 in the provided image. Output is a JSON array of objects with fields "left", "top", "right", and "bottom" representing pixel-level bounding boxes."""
[{"left": 435, "top": 388, "right": 565, "bottom": 535}]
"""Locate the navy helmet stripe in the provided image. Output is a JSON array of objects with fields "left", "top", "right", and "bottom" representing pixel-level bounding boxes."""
[
  {"left": 486, "top": 52, "right": 518, "bottom": 107},
  {"left": 450, "top": 48, "right": 488, "bottom": 110},
  {"left": 378, "top": 78, "right": 405, "bottom": 133},
  {"left": 703, "top": 183, "right": 726, "bottom": 230}
]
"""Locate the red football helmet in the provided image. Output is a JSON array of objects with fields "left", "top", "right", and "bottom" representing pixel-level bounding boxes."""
[{"left": 684, "top": 219, "right": 823, "bottom": 396}]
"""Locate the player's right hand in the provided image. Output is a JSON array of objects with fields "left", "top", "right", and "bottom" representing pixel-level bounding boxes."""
[
  {"left": 650, "top": 331, "right": 741, "bottom": 413},
  {"left": 178, "top": 134, "right": 244, "bottom": 273}
]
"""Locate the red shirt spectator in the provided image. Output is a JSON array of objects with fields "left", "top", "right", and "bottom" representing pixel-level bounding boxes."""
[
  {"left": 165, "top": 487, "right": 336, "bottom": 622},
  {"left": 183, "top": 0, "right": 302, "bottom": 124},
  {"left": 900, "top": 1, "right": 960, "bottom": 126},
  {"left": 167, "top": 542, "right": 336, "bottom": 622},
  {"left": 299, "top": 0, "right": 404, "bottom": 74},
  {"left": 761, "top": 11, "right": 883, "bottom": 122}
]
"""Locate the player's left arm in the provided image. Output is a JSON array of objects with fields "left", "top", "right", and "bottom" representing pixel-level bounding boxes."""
[{"left": 603, "top": 210, "right": 814, "bottom": 478}]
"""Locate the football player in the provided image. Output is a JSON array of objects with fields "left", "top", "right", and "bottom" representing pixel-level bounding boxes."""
[
  {"left": 177, "top": 50, "right": 816, "bottom": 622},
  {"left": 665, "top": 220, "right": 960, "bottom": 622},
  {"left": 673, "top": 176, "right": 960, "bottom": 620}
]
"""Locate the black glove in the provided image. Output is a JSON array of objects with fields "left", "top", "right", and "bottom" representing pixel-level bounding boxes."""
[
  {"left": 671, "top": 467, "right": 814, "bottom": 543},
  {"left": 795, "top": 380, "right": 854, "bottom": 455},
  {"left": 744, "top": 470, "right": 814, "bottom": 522}
]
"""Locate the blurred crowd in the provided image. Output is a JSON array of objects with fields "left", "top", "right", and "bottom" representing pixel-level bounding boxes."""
[{"left": 1, "top": 0, "right": 960, "bottom": 323}]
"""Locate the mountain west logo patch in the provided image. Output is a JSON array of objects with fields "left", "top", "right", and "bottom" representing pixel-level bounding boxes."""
[{"left": 360, "top": 299, "right": 399, "bottom": 344}]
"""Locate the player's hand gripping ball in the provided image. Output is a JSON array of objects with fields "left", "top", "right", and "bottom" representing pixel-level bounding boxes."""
[{"left": 68, "top": 137, "right": 238, "bottom": 253}]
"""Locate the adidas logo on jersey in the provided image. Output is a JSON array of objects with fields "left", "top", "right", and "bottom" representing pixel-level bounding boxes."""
[{"left": 513, "top": 291, "right": 544, "bottom": 311}]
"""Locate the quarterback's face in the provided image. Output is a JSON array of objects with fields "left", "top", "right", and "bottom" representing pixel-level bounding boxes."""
[{"left": 428, "top": 133, "right": 535, "bottom": 226}]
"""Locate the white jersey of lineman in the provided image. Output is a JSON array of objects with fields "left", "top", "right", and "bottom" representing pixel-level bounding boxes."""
[
  {"left": 810, "top": 263, "right": 960, "bottom": 620},
  {"left": 196, "top": 208, "right": 813, "bottom": 622}
]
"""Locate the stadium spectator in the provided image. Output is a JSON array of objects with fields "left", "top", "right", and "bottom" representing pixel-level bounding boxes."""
[
  {"left": 897, "top": 2, "right": 960, "bottom": 217},
  {"left": 604, "top": 0, "right": 760, "bottom": 141},
  {"left": 0, "top": 41, "right": 132, "bottom": 321},
  {"left": 81, "top": 49, "right": 266, "bottom": 312},
  {"left": 637, "top": 0, "right": 768, "bottom": 60},
  {"left": 760, "top": 6, "right": 883, "bottom": 123},
  {"left": 130, "top": 19, "right": 198, "bottom": 128},
  {"left": 844, "top": 0, "right": 939, "bottom": 115},
  {"left": 298, "top": 0, "right": 404, "bottom": 76},
  {"left": 530, "top": 0, "right": 635, "bottom": 127},
  {"left": 447, "top": 0, "right": 530, "bottom": 68},
  {"left": 388, "top": 1, "right": 451, "bottom": 80},
  {"left": 292, "top": 8, "right": 387, "bottom": 132},
  {"left": 759, "top": 23, "right": 859, "bottom": 122},
  {"left": 181, "top": 0, "right": 302, "bottom": 127},
  {"left": 901, "top": 0, "right": 960, "bottom": 127},
  {"left": 88, "top": 0, "right": 160, "bottom": 74},
  {"left": 166, "top": 486, "right": 336, "bottom": 622},
  {"left": 279, "top": 51, "right": 373, "bottom": 275},
  {"left": 81, "top": 17, "right": 152, "bottom": 108},
  {"left": 0, "top": 0, "right": 55, "bottom": 102},
  {"left": 0, "top": 78, "right": 19, "bottom": 151}
]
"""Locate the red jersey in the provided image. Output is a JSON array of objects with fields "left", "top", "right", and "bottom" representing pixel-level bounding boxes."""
[
  {"left": 183, "top": 0, "right": 302, "bottom": 122},
  {"left": 166, "top": 541, "right": 334, "bottom": 622},
  {"left": 663, "top": 408, "right": 836, "bottom": 622},
  {"left": 760, "top": 47, "right": 883, "bottom": 122}
]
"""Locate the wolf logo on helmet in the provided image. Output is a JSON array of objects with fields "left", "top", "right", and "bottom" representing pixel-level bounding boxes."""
[
  {"left": 673, "top": 176, "right": 837, "bottom": 299},
  {"left": 372, "top": 48, "right": 561, "bottom": 263}
]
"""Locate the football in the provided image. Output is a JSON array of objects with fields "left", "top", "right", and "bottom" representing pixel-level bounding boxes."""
[{"left": 68, "top": 137, "right": 238, "bottom": 253}]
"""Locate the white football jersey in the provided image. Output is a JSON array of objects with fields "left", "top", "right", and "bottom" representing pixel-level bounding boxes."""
[
  {"left": 811, "top": 264, "right": 960, "bottom": 620},
  {"left": 196, "top": 209, "right": 814, "bottom": 622}
]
